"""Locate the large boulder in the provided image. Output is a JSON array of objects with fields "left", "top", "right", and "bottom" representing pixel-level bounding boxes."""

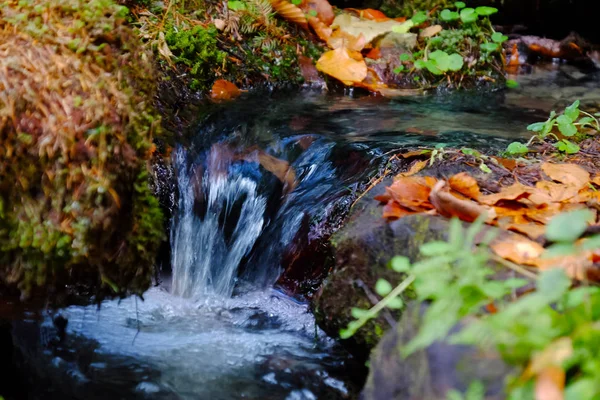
[{"left": 0, "top": 0, "right": 164, "bottom": 302}]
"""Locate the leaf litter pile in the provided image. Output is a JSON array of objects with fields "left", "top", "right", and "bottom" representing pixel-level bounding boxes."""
[{"left": 375, "top": 160, "right": 600, "bottom": 281}]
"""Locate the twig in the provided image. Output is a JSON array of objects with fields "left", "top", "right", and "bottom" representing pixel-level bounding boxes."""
[{"left": 490, "top": 253, "right": 538, "bottom": 280}]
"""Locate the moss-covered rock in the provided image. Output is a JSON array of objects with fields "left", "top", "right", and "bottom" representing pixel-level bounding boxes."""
[{"left": 0, "top": 0, "right": 164, "bottom": 302}]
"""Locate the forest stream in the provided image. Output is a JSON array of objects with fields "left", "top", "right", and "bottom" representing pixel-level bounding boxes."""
[{"left": 2, "top": 63, "right": 600, "bottom": 400}]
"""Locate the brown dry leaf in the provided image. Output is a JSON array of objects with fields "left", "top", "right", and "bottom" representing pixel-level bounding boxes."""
[
  {"left": 210, "top": 80, "right": 242, "bottom": 101},
  {"left": 257, "top": 151, "right": 297, "bottom": 193},
  {"left": 492, "top": 156, "right": 517, "bottom": 171},
  {"left": 386, "top": 176, "right": 434, "bottom": 211},
  {"left": 535, "top": 253, "right": 592, "bottom": 280},
  {"left": 399, "top": 149, "right": 431, "bottom": 159},
  {"left": 316, "top": 47, "right": 367, "bottom": 85},
  {"left": 491, "top": 235, "right": 544, "bottom": 265},
  {"left": 535, "top": 181, "right": 580, "bottom": 203},
  {"left": 271, "top": 0, "right": 309, "bottom": 30},
  {"left": 535, "top": 367, "right": 565, "bottom": 400},
  {"left": 364, "top": 47, "right": 382, "bottom": 60},
  {"left": 430, "top": 181, "right": 489, "bottom": 222},
  {"left": 591, "top": 175, "right": 600, "bottom": 186},
  {"left": 419, "top": 24, "right": 442, "bottom": 38},
  {"left": 301, "top": 0, "right": 335, "bottom": 25},
  {"left": 523, "top": 203, "right": 562, "bottom": 225},
  {"left": 541, "top": 162, "right": 590, "bottom": 190},
  {"left": 449, "top": 172, "right": 481, "bottom": 200},
  {"left": 503, "top": 222, "right": 546, "bottom": 240},
  {"left": 382, "top": 201, "right": 414, "bottom": 220},
  {"left": 479, "top": 182, "right": 534, "bottom": 205},
  {"left": 396, "top": 160, "right": 427, "bottom": 178},
  {"left": 327, "top": 29, "right": 367, "bottom": 52},
  {"left": 298, "top": 55, "right": 321, "bottom": 83},
  {"left": 308, "top": 16, "right": 333, "bottom": 41}
]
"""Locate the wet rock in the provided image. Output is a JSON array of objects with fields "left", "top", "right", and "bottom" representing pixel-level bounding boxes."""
[
  {"left": 361, "top": 306, "right": 513, "bottom": 400},
  {"left": 312, "top": 178, "right": 450, "bottom": 361}
]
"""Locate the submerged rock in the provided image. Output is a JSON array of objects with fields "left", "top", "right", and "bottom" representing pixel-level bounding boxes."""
[{"left": 0, "top": 0, "right": 164, "bottom": 302}]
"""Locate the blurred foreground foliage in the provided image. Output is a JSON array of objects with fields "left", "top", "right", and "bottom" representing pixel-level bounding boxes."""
[{"left": 0, "top": 0, "right": 164, "bottom": 302}]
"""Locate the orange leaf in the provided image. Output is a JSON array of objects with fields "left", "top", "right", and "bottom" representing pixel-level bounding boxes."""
[
  {"left": 397, "top": 160, "right": 427, "bottom": 178},
  {"left": 361, "top": 8, "right": 388, "bottom": 20},
  {"left": 429, "top": 181, "right": 489, "bottom": 222},
  {"left": 535, "top": 181, "right": 580, "bottom": 203},
  {"left": 316, "top": 47, "right": 367, "bottom": 85},
  {"left": 535, "top": 367, "right": 565, "bottom": 400},
  {"left": 448, "top": 172, "right": 481, "bottom": 200},
  {"left": 386, "top": 176, "right": 434, "bottom": 211},
  {"left": 270, "top": 0, "right": 309, "bottom": 30},
  {"left": 327, "top": 29, "right": 367, "bottom": 52},
  {"left": 301, "top": 0, "right": 335, "bottom": 25},
  {"left": 419, "top": 24, "right": 442, "bottom": 38},
  {"left": 479, "top": 182, "right": 533, "bottom": 205},
  {"left": 491, "top": 235, "right": 544, "bottom": 265},
  {"left": 308, "top": 16, "right": 333, "bottom": 41},
  {"left": 541, "top": 162, "right": 590, "bottom": 190},
  {"left": 364, "top": 47, "right": 381, "bottom": 60},
  {"left": 210, "top": 80, "right": 242, "bottom": 101},
  {"left": 492, "top": 156, "right": 517, "bottom": 171},
  {"left": 502, "top": 222, "right": 546, "bottom": 240},
  {"left": 382, "top": 201, "right": 413, "bottom": 220}
]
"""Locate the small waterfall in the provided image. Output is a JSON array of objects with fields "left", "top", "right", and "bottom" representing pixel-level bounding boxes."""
[{"left": 171, "top": 146, "right": 266, "bottom": 298}]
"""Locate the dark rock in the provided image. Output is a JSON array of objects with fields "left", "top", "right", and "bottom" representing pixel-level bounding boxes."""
[{"left": 361, "top": 306, "right": 512, "bottom": 400}]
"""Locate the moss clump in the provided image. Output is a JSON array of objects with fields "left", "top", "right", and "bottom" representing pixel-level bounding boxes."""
[
  {"left": 0, "top": 0, "right": 164, "bottom": 301},
  {"left": 135, "top": 0, "right": 323, "bottom": 92}
]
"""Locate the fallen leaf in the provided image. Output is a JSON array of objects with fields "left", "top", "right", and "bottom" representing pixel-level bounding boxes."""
[
  {"left": 430, "top": 181, "right": 489, "bottom": 222},
  {"left": 479, "top": 182, "right": 534, "bottom": 205},
  {"left": 386, "top": 176, "right": 434, "bottom": 211},
  {"left": 364, "top": 47, "right": 381, "bottom": 60},
  {"left": 301, "top": 0, "right": 334, "bottom": 25},
  {"left": 399, "top": 149, "right": 431, "bottom": 158},
  {"left": 397, "top": 160, "right": 427, "bottom": 177},
  {"left": 213, "top": 18, "right": 226, "bottom": 31},
  {"left": 502, "top": 222, "right": 546, "bottom": 240},
  {"left": 383, "top": 201, "right": 414, "bottom": 220},
  {"left": 257, "top": 151, "right": 297, "bottom": 193},
  {"left": 327, "top": 29, "right": 367, "bottom": 52},
  {"left": 210, "top": 80, "right": 242, "bottom": 101},
  {"left": 270, "top": 0, "right": 309, "bottom": 30},
  {"left": 359, "top": 8, "right": 389, "bottom": 21},
  {"left": 491, "top": 235, "right": 544, "bottom": 265},
  {"left": 298, "top": 55, "right": 321, "bottom": 83},
  {"left": 492, "top": 156, "right": 517, "bottom": 171},
  {"left": 535, "top": 367, "right": 565, "bottom": 400},
  {"left": 308, "top": 16, "right": 333, "bottom": 41},
  {"left": 316, "top": 47, "right": 367, "bottom": 85},
  {"left": 449, "top": 172, "right": 481, "bottom": 200},
  {"left": 157, "top": 32, "right": 174, "bottom": 61},
  {"left": 541, "top": 162, "right": 590, "bottom": 190},
  {"left": 331, "top": 13, "right": 412, "bottom": 44},
  {"left": 419, "top": 24, "right": 442, "bottom": 38},
  {"left": 535, "top": 181, "right": 580, "bottom": 203}
]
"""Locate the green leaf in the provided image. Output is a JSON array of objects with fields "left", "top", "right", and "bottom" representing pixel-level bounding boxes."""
[
  {"left": 291, "top": 0, "right": 302, "bottom": 4},
  {"left": 375, "top": 279, "right": 393, "bottom": 296},
  {"left": 503, "top": 278, "right": 529, "bottom": 289},
  {"left": 454, "top": 1, "right": 466, "bottom": 9},
  {"left": 554, "top": 139, "right": 580, "bottom": 154},
  {"left": 578, "top": 116, "right": 595, "bottom": 126},
  {"left": 414, "top": 59, "right": 427, "bottom": 69},
  {"left": 411, "top": 11, "right": 428, "bottom": 25},
  {"left": 480, "top": 42, "right": 499, "bottom": 52},
  {"left": 351, "top": 307, "right": 370, "bottom": 318},
  {"left": 391, "top": 256, "right": 411, "bottom": 272},
  {"left": 491, "top": 31, "right": 508, "bottom": 43},
  {"left": 543, "top": 243, "right": 577, "bottom": 258},
  {"left": 527, "top": 122, "right": 545, "bottom": 132},
  {"left": 440, "top": 9, "right": 459, "bottom": 21},
  {"left": 420, "top": 241, "right": 453, "bottom": 256},
  {"left": 424, "top": 60, "right": 444, "bottom": 75},
  {"left": 430, "top": 51, "right": 451, "bottom": 71},
  {"left": 506, "top": 79, "right": 519, "bottom": 88},
  {"left": 447, "top": 53, "right": 464, "bottom": 71},
  {"left": 447, "top": 390, "right": 464, "bottom": 400},
  {"left": 581, "top": 235, "right": 600, "bottom": 251},
  {"left": 228, "top": 1, "right": 246, "bottom": 11},
  {"left": 537, "top": 268, "right": 571, "bottom": 299},
  {"left": 392, "top": 19, "right": 415, "bottom": 33},
  {"left": 387, "top": 297, "right": 404, "bottom": 309},
  {"left": 506, "top": 142, "right": 529, "bottom": 155},
  {"left": 308, "top": 9, "right": 318, "bottom": 17},
  {"left": 393, "top": 65, "right": 405, "bottom": 74},
  {"left": 475, "top": 6, "right": 498, "bottom": 16},
  {"left": 564, "top": 99, "right": 580, "bottom": 121},
  {"left": 479, "top": 163, "right": 492, "bottom": 173},
  {"left": 399, "top": 53, "right": 412, "bottom": 62},
  {"left": 546, "top": 209, "right": 594, "bottom": 243},
  {"left": 556, "top": 114, "right": 578, "bottom": 136},
  {"left": 465, "top": 380, "right": 485, "bottom": 400},
  {"left": 460, "top": 8, "right": 478, "bottom": 23}
]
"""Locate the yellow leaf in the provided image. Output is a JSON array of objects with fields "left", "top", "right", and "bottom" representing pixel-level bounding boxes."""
[{"left": 316, "top": 47, "right": 367, "bottom": 85}]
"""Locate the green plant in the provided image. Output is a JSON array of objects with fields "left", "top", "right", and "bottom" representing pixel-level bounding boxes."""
[
  {"left": 342, "top": 210, "right": 600, "bottom": 398},
  {"left": 506, "top": 100, "right": 600, "bottom": 156}
]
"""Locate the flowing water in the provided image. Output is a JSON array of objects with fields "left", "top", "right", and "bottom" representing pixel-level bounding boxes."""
[{"left": 3, "top": 64, "right": 600, "bottom": 400}]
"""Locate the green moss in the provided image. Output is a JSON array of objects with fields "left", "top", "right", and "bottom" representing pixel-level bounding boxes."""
[
  {"left": 165, "top": 24, "right": 227, "bottom": 91},
  {"left": 0, "top": 0, "right": 164, "bottom": 302}
]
